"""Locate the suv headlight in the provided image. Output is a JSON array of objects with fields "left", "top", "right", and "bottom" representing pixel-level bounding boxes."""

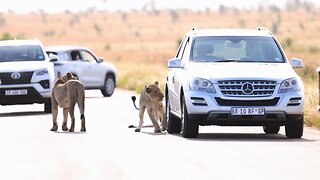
[
  {"left": 190, "top": 77, "right": 216, "bottom": 93},
  {"left": 278, "top": 77, "right": 301, "bottom": 93},
  {"left": 36, "top": 69, "right": 49, "bottom": 76}
]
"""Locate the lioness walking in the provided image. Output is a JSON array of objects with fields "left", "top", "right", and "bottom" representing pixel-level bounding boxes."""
[{"left": 50, "top": 73, "right": 86, "bottom": 132}]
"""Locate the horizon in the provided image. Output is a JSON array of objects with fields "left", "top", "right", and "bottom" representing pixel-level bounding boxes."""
[{"left": 0, "top": 0, "right": 319, "bottom": 14}]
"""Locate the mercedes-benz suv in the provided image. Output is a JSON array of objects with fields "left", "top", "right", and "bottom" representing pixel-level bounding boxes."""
[
  {"left": 166, "top": 27, "right": 304, "bottom": 138},
  {"left": 0, "top": 39, "right": 55, "bottom": 113}
]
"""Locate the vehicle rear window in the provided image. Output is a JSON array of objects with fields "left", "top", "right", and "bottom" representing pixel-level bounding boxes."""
[
  {"left": 0, "top": 45, "right": 45, "bottom": 62},
  {"left": 190, "top": 36, "right": 284, "bottom": 63}
]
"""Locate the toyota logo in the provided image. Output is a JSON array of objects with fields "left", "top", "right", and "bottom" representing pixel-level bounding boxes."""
[
  {"left": 11, "top": 72, "right": 21, "bottom": 79},
  {"left": 242, "top": 82, "right": 254, "bottom": 95}
]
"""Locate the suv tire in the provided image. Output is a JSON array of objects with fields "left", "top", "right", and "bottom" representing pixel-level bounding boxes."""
[
  {"left": 166, "top": 95, "right": 181, "bottom": 134},
  {"left": 285, "top": 116, "right": 304, "bottom": 138},
  {"left": 181, "top": 95, "right": 198, "bottom": 138},
  {"left": 101, "top": 75, "right": 115, "bottom": 97},
  {"left": 263, "top": 125, "right": 280, "bottom": 134}
]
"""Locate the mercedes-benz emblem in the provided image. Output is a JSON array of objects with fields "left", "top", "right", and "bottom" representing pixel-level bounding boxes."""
[
  {"left": 11, "top": 72, "right": 21, "bottom": 79},
  {"left": 241, "top": 82, "right": 254, "bottom": 95}
]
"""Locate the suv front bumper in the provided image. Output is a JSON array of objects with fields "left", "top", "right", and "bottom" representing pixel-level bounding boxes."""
[
  {"left": 0, "top": 84, "right": 51, "bottom": 105},
  {"left": 184, "top": 89, "right": 304, "bottom": 125}
]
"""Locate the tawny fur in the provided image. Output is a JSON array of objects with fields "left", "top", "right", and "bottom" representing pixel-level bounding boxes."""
[
  {"left": 50, "top": 72, "right": 86, "bottom": 132},
  {"left": 131, "top": 81, "right": 167, "bottom": 133}
]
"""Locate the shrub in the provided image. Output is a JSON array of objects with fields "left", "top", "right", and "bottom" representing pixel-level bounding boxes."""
[
  {"left": 1, "top": 32, "right": 13, "bottom": 40},
  {"left": 104, "top": 44, "right": 111, "bottom": 51},
  {"left": 309, "top": 46, "right": 320, "bottom": 54},
  {"left": 170, "top": 10, "right": 179, "bottom": 23},
  {"left": 94, "top": 23, "right": 102, "bottom": 34},
  {"left": 281, "top": 37, "right": 293, "bottom": 49},
  {"left": 0, "top": 16, "right": 6, "bottom": 26}
]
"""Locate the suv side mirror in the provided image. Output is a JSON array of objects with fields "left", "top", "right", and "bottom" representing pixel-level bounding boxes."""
[
  {"left": 49, "top": 54, "right": 59, "bottom": 62},
  {"left": 168, "top": 58, "right": 183, "bottom": 68},
  {"left": 97, "top": 58, "right": 104, "bottom": 63},
  {"left": 291, "top": 58, "right": 303, "bottom": 68}
]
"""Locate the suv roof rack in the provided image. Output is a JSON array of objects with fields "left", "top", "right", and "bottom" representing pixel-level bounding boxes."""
[{"left": 256, "top": 27, "right": 273, "bottom": 35}]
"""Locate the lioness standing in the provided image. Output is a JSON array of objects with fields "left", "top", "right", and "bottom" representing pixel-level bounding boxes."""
[
  {"left": 50, "top": 73, "right": 86, "bottom": 132},
  {"left": 131, "top": 81, "right": 167, "bottom": 133}
]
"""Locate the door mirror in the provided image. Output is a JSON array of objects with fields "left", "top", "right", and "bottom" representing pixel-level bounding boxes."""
[
  {"left": 291, "top": 58, "right": 303, "bottom": 68},
  {"left": 168, "top": 58, "right": 183, "bottom": 68},
  {"left": 49, "top": 54, "right": 59, "bottom": 62},
  {"left": 97, "top": 58, "right": 104, "bottom": 63}
]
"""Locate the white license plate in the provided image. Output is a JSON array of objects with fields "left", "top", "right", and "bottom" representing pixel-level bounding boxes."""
[
  {"left": 5, "top": 89, "right": 28, "bottom": 96},
  {"left": 231, "top": 107, "right": 265, "bottom": 116}
]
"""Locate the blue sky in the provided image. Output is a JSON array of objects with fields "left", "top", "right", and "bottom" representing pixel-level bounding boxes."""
[{"left": 0, "top": 0, "right": 318, "bottom": 13}]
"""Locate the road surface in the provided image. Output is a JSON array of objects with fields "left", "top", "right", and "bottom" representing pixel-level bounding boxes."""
[{"left": 0, "top": 89, "right": 319, "bottom": 180}]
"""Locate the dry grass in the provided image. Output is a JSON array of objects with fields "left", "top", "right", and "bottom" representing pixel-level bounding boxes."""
[
  {"left": 116, "top": 62, "right": 167, "bottom": 93},
  {"left": 1, "top": 7, "right": 320, "bottom": 129}
]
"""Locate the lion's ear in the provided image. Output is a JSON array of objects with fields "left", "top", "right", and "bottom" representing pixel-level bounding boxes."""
[
  {"left": 67, "top": 72, "right": 72, "bottom": 78},
  {"left": 154, "top": 81, "right": 159, "bottom": 87},
  {"left": 57, "top": 78, "right": 65, "bottom": 84}
]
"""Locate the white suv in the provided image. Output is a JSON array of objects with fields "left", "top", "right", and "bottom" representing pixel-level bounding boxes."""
[
  {"left": 166, "top": 28, "right": 304, "bottom": 138},
  {"left": 46, "top": 46, "right": 117, "bottom": 97},
  {"left": 0, "top": 39, "right": 55, "bottom": 113}
]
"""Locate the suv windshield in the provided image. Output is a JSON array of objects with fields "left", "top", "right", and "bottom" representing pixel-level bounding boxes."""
[
  {"left": 191, "top": 36, "right": 284, "bottom": 63},
  {"left": 0, "top": 45, "right": 45, "bottom": 62}
]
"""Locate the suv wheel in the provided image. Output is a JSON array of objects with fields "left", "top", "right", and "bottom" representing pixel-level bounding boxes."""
[
  {"left": 285, "top": 116, "right": 304, "bottom": 138},
  {"left": 181, "top": 95, "right": 198, "bottom": 138},
  {"left": 44, "top": 99, "right": 52, "bottom": 113},
  {"left": 166, "top": 95, "right": 181, "bottom": 134},
  {"left": 263, "top": 125, "right": 280, "bottom": 134},
  {"left": 101, "top": 75, "right": 115, "bottom": 97}
]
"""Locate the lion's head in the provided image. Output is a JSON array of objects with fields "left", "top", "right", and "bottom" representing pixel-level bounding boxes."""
[
  {"left": 146, "top": 81, "right": 164, "bottom": 101},
  {"left": 61, "top": 72, "right": 77, "bottom": 82}
]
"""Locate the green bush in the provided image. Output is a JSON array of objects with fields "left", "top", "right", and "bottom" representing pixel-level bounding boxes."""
[{"left": 1, "top": 32, "right": 13, "bottom": 40}]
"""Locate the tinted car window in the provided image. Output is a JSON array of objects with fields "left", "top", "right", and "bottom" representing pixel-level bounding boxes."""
[
  {"left": 191, "top": 36, "right": 284, "bottom": 63},
  {"left": 0, "top": 45, "right": 45, "bottom": 62},
  {"left": 80, "top": 50, "right": 96, "bottom": 62}
]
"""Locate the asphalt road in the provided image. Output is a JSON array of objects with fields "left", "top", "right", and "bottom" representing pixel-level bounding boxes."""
[{"left": 0, "top": 89, "right": 319, "bottom": 180}]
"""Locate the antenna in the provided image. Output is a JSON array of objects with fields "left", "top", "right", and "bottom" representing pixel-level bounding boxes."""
[
  {"left": 256, "top": 27, "right": 273, "bottom": 35},
  {"left": 192, "top": 27, "right": 197, "bottom": 31}
]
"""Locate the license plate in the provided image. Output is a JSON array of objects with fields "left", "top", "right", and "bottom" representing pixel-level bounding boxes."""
[
  {"left": 5, "top": 89, "right": 28, "bottom": 96},
  {"left": 231, "top": 107, "right": 265, "bottom": 116}
]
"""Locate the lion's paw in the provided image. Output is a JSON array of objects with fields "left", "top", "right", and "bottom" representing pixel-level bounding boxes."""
[
  {"left": 62, "top": 125, "right": 68, "bottom": 132},
  {"left": 50, "top": 125, "right": 58, "bottom": 131}
]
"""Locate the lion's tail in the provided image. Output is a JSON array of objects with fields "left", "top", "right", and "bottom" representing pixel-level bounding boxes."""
[
  {"left": 76, "top": 84, "right": 85, "bottom": 120},
  {"left": 131, "top": 96, "right": 139, "bottom": 110}
]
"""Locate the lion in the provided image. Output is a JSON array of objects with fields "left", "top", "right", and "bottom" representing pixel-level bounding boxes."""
[
  {"left": 130, "top": 81, "right": 167, "bottom": 133},
  {"left": 50, "top": 72, "right": 86, "bottom": 132}
]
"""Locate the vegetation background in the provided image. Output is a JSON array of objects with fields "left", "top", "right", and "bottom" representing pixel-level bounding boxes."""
[{"left": 0, "top": 1, "right": 319, "bottom": 128}]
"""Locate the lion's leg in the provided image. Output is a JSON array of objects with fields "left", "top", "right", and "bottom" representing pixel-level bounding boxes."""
[
  {"left": 135, "top": 106, "right": 146, "bottom": 132},
  {"left": 62, "top": 107, "right": 69, "bottom": 131},
  {"left": 147, "top": 108, "right": 161, "bottom": 133},
  {"left": 77, "top": 91, "right": 86, "bottom": 132},
  {"left": 80, "top": 114, "right": 86, "bottom": 132},
  {"left": 68, "top": 103, "right": 76, "bottom": 132},
  {"left": 50, "top": 97, "right": 58, "bottom": 131},
  {"left": 79, "top": 100, "right": 86, "bottom": 132},
  {"left": 160, "top": 108, "right": 167, "bottom": 131}
]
